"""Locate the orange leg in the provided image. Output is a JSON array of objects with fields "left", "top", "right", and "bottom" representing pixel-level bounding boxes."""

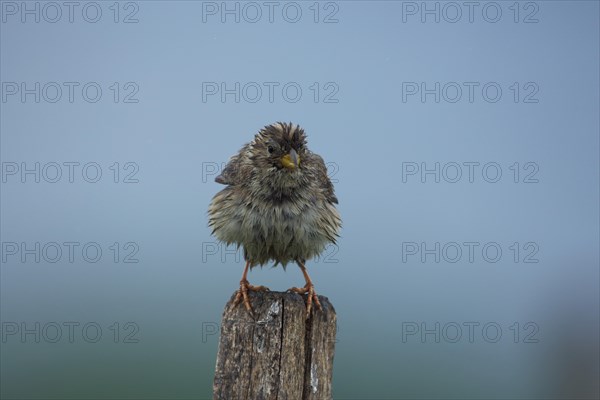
[
  {"left": 232, "top": 260, "right": 269, "bottom": 316},
  {"left": 288, "top": 261, "right": 322, "bottom": 318}
]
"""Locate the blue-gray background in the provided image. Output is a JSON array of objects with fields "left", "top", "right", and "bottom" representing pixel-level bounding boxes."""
[{"left": 1, "top": 1, "right": 598, "bottom": 399}]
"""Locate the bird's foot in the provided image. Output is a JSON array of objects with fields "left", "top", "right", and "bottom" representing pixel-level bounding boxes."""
[
  {"left": 233, "top": 279, "right": 269, "bottom": 316},
  {"left": 288, "top": 283, "right": 322, "bottom": 318}
]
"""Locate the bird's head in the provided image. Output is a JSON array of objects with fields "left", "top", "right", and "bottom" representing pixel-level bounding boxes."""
[{"left": 251, "top": 122, "right": 307, "bottom": 172}]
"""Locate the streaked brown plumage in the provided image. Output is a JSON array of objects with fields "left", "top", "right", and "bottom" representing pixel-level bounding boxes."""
[{"left": 208, "top": 122, "right": 341, "bottom": 317}]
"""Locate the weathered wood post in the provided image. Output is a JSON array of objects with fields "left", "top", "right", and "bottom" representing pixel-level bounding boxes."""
[{"left": 213, "top": 291, "right": 337, "bottom": 400}]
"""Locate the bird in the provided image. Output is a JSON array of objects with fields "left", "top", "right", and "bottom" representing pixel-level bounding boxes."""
[{"left": 208, "top": 122, "right": 341, "bottom": 318}]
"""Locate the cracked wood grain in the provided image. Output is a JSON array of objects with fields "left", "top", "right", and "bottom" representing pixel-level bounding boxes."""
[{"left": 213, "top": 291, "right": 336, "bottom": 400}]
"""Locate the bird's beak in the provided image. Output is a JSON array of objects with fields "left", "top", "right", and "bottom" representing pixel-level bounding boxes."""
[{"left": 281, "top": 149, "right": 300, "bottom": 170}]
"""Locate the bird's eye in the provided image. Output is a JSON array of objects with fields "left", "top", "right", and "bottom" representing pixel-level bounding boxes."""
[{"left": 267, "top": 145, "right": 274, "bottom": 153}]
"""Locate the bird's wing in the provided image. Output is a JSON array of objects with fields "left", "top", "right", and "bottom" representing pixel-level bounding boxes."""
[
  {"left": 311, "top": 153, "right": 338, "bottom": 204},
  {"left": 215, "top": 144, "right": 249, "bottom": 185}
]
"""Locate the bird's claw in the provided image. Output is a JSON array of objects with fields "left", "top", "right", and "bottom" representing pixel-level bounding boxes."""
[
  {"left": 233, "top": 279, "right": 270, "bottom": 316},
  {"left": 288, "top": 284, "right": 322, "bottom": 318}
]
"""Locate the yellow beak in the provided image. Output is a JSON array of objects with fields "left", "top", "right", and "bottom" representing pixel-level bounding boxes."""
[{"left": 281, "top": 149, "right": 300, "bottom": 169}]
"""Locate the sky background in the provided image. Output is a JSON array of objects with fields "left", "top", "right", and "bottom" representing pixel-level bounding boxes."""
[{"left": 1, "top": 1, "right": 599, "bottom": 399}]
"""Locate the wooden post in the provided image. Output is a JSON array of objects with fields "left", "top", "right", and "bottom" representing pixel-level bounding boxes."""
[{"left": 213, "top": 291, "right": 337, "bottom": 400}]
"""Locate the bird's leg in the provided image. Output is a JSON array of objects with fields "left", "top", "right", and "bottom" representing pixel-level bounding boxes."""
[
  {"left": 233, "top": 260, "right": 269, "bottom": 316},
  {"left": 288, "top": 261, "right": 322, "bottom": 318}
]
